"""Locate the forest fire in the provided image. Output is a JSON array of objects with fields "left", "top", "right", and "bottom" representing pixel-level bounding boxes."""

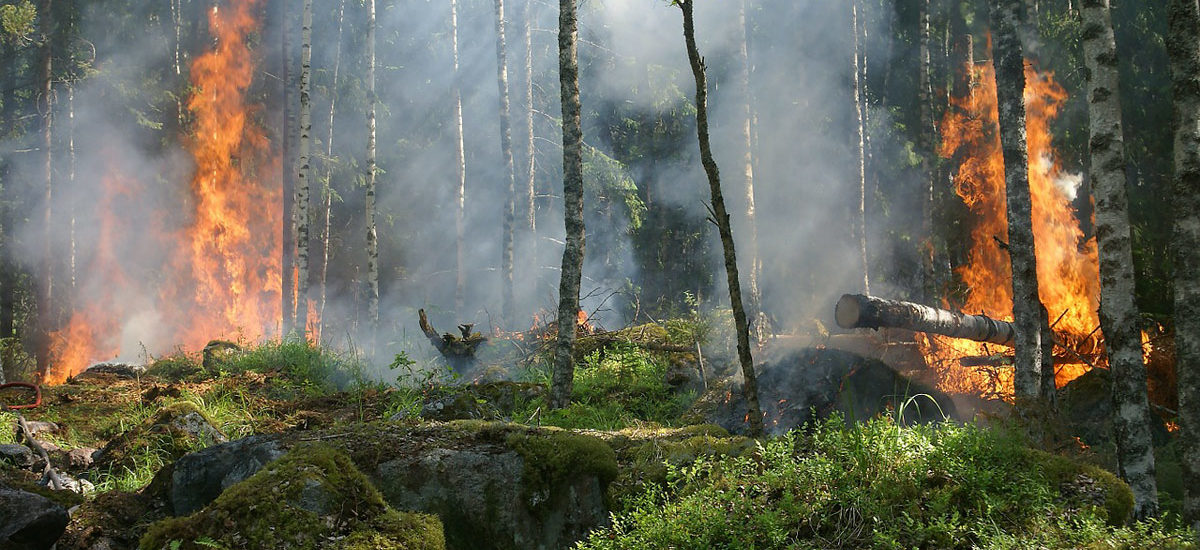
[
  {"left": 924, "top": 48, "right": 1101, "bottom": 400},
  {"left": 47, "top": 0, "right": 280, "bottom": 382}
]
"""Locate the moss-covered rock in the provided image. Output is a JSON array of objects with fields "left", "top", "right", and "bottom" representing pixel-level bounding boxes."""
[
  {"left": 94, "top": 401, "right": 227, "bottom": 477},
  {"left": 417, "top": 382, "right": 546, "bottom": 422},
  {"left": 1027, "top": 448, "right": 1134, "bottom": 525},
  {"left": 140, "top": 444, "right": 444, "bottom": 550}
]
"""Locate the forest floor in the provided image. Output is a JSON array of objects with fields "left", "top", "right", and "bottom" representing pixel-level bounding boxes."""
[{"left": 0, "top": 329, "right": 1197, "bottom": 549}]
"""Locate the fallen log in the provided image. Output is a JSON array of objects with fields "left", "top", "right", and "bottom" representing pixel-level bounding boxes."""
[{"left": 835, "top": 293, "right": 1015, "bottom": 346}]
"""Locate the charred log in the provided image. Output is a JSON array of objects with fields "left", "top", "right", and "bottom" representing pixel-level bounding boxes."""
[
  {"left": 418, "top": 309, "right": 486, "bottom": 358},
  {"left": 836, "top": 293, "right": 1015, "bottom": 346}
]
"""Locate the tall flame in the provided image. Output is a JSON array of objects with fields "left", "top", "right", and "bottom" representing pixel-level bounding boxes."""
[
  {"left": 48, "top": 0, "right": 280, "bottom": 382},
  {"left": 926, "top": 40, "right": 1101, "bottom": 399}
]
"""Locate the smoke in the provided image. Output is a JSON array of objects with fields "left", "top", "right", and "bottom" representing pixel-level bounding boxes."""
[{"left": 0, "top": 0, "right": 916, "bottom": 378}]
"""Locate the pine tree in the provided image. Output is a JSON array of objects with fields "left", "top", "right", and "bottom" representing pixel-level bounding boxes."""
[{"left": 494, "top": 0, "right": 517, "bottom": 325}]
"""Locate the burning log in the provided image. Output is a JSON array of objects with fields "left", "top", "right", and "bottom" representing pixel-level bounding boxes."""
[
  {"left": 835, "top": 293, "right": 1015, "bottom": 346},
  {"left": 418, "top": 309, "right": 487, "bottom": 358}
]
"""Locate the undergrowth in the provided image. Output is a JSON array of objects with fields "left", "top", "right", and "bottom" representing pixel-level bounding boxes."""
[{"left": 579, "top": 416, "right": 1196, "bottom": 550}]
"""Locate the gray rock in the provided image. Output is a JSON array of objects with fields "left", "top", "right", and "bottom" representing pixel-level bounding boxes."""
[
  {"left": 0, "top": 484, "right": 69, "bottom": 550},
  {"left": 66, "top": 447, "right": 98, "bottom": 470},
  {"left": 168, "top": 435, "right": 284, "bottom": 515},
  {"left": 22, "top": 421, "right": 59, "bottom": 437},
  {"left": 0, "top": 443, "right": 36, "bottom": 469},
  {"left": 77, "top": 362, "right": 146, "bottom": 379}
]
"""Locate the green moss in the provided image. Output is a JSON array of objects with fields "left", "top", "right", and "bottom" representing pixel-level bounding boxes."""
[
  {"left": 603, "top": 425, "right": 754, "bottom": 507},
  {"left": 1027, "top": 448, "right": 1134, "bottom": 525},
  {"left": 96, "top": 401, "right": 226, "bottom": 478},
  {"left": 139, "top": 444, "right": 443, "bottom": 550},
  {"left": 505, "top": 427, "right": 618, "bottom": 505}
]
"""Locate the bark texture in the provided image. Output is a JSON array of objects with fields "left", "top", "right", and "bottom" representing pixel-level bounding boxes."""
[
  {"left": 365, "top": 0, "right": 379, "bottom": 334},
  {"left": 281, "top": 0, "right": 296, "bottom": 335},
  {"left": 452, "top": 0, "right": 467, "bottom": 314},
  {"left": 917, "top": 0, "right": 937, "bottom": 302},
  {"left": 550, "top": 0, "right": 585, "bottom": 410},
  {"left": 294, "top": 0, "right": 313, "bottom": 337},
  {"left": 989, "top": 0, "right": 1046, "bottom": 402},
  {"left": 851, "top": 1, "right": 870, "bottom": 295},
  {"left": 35, "top": 0, "right": 53, "bottom": 382},
  {"left": 1081, "top": 0, "right": 1158, "bottom": 518},
  {"left": 1168, "top": 0, "right": 1200, "bottom": 533},
  {"left": 835, "top": 293, "right": 1016, "bottom": 346},
  {"left": 494, "top": 0, "right": 517, "bottom": 325},
  {"left": 679, "top": 0, "right": 763, "bottom": 437}
]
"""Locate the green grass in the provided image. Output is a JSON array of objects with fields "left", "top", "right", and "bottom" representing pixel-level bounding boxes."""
[{"left": 579, "top": 416, "right": 1195, "bottom": 550}]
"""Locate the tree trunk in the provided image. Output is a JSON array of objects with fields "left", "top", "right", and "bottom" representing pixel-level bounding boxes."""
[
  {"left": 1081, "top": 0, "right": 1158, "bottom": 519},
  {"left": 851, "top": 1, "right": 870, "bottom": 295},
  {"left": 835, "top": 293, "right": 1016, "bottom": 345},
  {"left": 365, "top": 0, "right": 379, "bottom": 337},
  {"left": 317, "top": 0, "right": 347, "bottom": 340},
  {"left": 918, "top": 0, "right": 937, "bottom": 302},
  {"left": 452, "top": 0, "right": 467, "bottom": 314},
  {"left": 736, "top": 0, "right": 764, "bottom": 341},
  {"left": 1168, "top": 0, "right": 1200, "bottom": 534},
  {"left": 522, "top": 0, "right": 536, "bottom": 237},
  {"left": 281, "top": 0, "right": 296, "bottom": 335},
  {"left": 550, "top": 0, "right": 584, "bottom": 410},
  {"left": 494, "top": 0, "right": 517, "bottom": 326},
  {"left": 678, "top": 0, "right": 763, "bottom": 437},
  {"left": 294, "top": 0, "right": 313, "bottom": 338},
  {"left": 35, "top": 0, "right": 54, "bottom": 382},
  {"left": 988, "top": 0, "right": 1047, "bottom": 402}
]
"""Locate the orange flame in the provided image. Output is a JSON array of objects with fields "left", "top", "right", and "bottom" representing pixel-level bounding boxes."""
[
  {"left": 47, "top": 0, "right": 279, "bottom": 382},
  {"left": 924, "top": 40, "right": 1101, "bottom": 399}
]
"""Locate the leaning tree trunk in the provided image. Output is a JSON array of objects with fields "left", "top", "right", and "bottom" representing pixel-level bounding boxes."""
[
  {"left": 678, "top": 0, "right": 763, "bottom": 437},
  {"left": 452, "top": 0, "right": 467, "bottom": 314},
  {"left": 550, "top": 0, "right": 585, "bottom": 410},
  {"left": 35, "top": 0, "right": 54, "bottom": 382},
  {"left": 736, "top": 0, "right": 765, "bottom": 341},
  {"left": 989, "top": 0, "right": 1048, "bottom": 403},
  {"left": 365, "top": 0, "right": 379, "bottom": 337},
  {"left": 851, "top": 1, "right": 870, "bottom": 295},
  {"left": 1081, "top": 0, "right": 1158, "bottom": 519},
  {"left": 836, "top": 294, "right": 1016, "bottom": 345},
  {"left": 1168, "top": 0, "right": 1200, "bottom": 534},
  {"left": 494, "top": 0, "right": 517, "bottom": 326},
  {"left": 295, "top": 0, "right": 314, "bottom": 338},
  {"left": 317, "top": 0, "right": 347, "bottom": 340}
]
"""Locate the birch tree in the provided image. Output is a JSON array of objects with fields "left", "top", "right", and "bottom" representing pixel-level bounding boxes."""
[
  {"left": 550, "top": 0, "right": 584, "bottom": 409},
  {"left": 988, "top": 0, "right": 1048, "bottom": 402},
  {"left": 851, "top": 1, "right": 869, "bottom": 295},
  {"left": 35, "top": 0, "right": 53, "bottom": 381},
  {"left": 494, "top": 0, "right": 517, "bottom": 325},
  {"left": 677, "top": 0, "right": 764, "bottom": 437},
  {"left": 294, "top": 0, "right": 313, "bottom": 337},
  {"left": 282, "top": 0, "right": 296, "bottom": 335},
  {"left": 736, "top": 0, "right": 764, "bottom": 340},
  {"left": 1080, "top": 0, "right": 1158, "bottom": 519},
  {"left": 452, "top": 0, "right": 467, "bottom": 313},
  {"left": 365, "top": 0, "right": 379, "bottom": 335},
  {"left": 317, "top": 0, "right": 347, "bottom": 338},
  {"left": 1168, "top": 0, "right": 1200, "bottom": 533}
]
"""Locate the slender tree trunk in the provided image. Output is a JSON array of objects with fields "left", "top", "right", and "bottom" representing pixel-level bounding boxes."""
[
  {"left": 737, "top": 0, "right": 764, "bottom": 342},
  {"left": 494, "top": 0, "right": 517, "bottom": 326},
  {"left": 918, "top": 0, "right": 937, "bottom": 302},
  {"left": 317, "top": 0, "right": 347, "bottom": 340},
  {"left": 678, "top": 0, "right": 763, "bottom": 437},
  {"left": 1168, "top": 0, "right": 1200, "bottom": 534},
  {"left": 522, "top": 0, "right": 536, "bottom": 237},
  {"left": 281, "top": 0, "right": 296, "bottom": 335},
  {"left": 365, "top": 0, "right": 379, "bottom": 337},
  {"left": 989, "top": 0, "right": 1047, "bottom": 402},
  {"left": 452, "top": 0, "right": 467, "bottom": 314},
  {"left": 1081, "top": 0, "right": 1158, "bottom": 518},
  {"left": 550, "top": 0, "right": 584, "bottom": 410},
  {"left": 0, "top": 41, "right": 15, "bottom": 347},
  {"left": 851, "top": 2, "right": 870, "bottom": 295},
  {"left": 294, "top": 0, "right": 313, "bottom": 338},
  {"left": 35, "top": 0, "right": 54, "bottom": 382}
]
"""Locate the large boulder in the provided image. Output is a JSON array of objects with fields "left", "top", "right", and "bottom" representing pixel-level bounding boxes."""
[
  {"left": 142, "top": 445, "right": 444, "bottom": 550},
  {"left": 0, "top": 483, "right": 70, "bottom": 550},
  {"left": 688, "top": 347, "right": 957, "bottom": 435},
  {"left": 161, "top": 421, "right": 615, "bottom": 550}
]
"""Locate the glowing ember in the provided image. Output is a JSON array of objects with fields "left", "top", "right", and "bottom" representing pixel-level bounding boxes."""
[
  {"left": 47, "top": 0, "right": 280, "bottom": 382},
  {"left": 925, "top": 40, "right": 1101, "bottom": 400}
]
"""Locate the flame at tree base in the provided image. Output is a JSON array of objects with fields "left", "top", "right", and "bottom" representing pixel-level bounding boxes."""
[{"left": 924, "top": 41, "right": 1103, "bottom": 401}]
